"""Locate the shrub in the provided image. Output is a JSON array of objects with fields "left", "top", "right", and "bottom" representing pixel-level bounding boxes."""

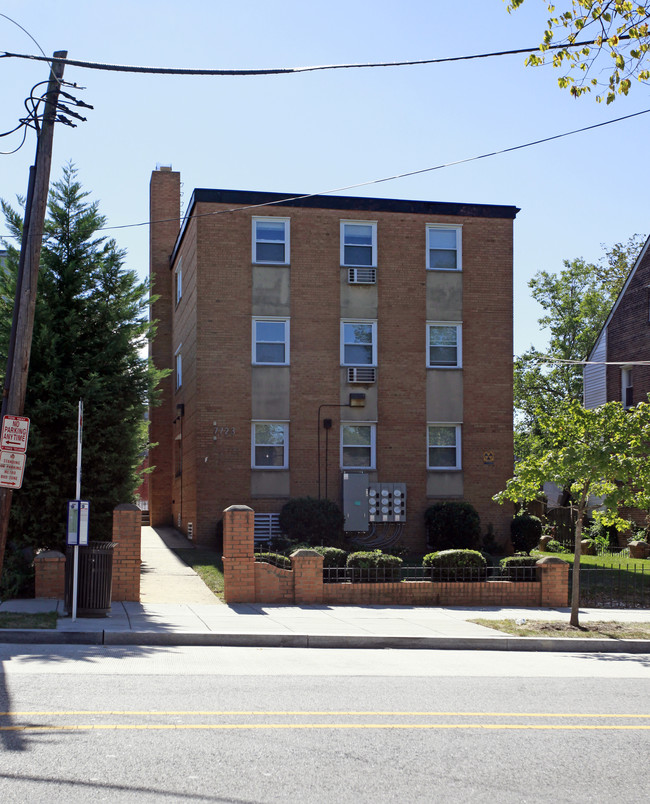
[
  {"left": 499, "top": 555, "right": 539, "bottom": 581},
  {"left": 545, "top": 539, "right": 569, "bottom": 554},
  {"left": 422, "top": 549, "right": 486, "bottom": 581},
  {"left": 0, "top": 544, "right": 34, "bottom": 600},
  {"left": 424, "top": 502, "right": 481, "bottom": 551},
  {"left": 254, "top": 552, "right": 291, "bottom": 569},
  {"left": 510, "top": 514, "right": 542, "bottom": 555},
  {"left": 311, "top": 546, "right": 348, "bottom": 568},
  {"left": 587, "top": 520, "right": 619, "bottom": 552},
  {"left": 279, "top": 497, "right": 344, "bottom": 546},
  {"left": 346, "top": 550, "right": 403, "bottom": 582}
]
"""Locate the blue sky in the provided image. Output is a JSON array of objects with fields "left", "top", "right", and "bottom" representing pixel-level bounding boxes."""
[{"left": 1, "top": 0, "right": 648, "bottom": 355}]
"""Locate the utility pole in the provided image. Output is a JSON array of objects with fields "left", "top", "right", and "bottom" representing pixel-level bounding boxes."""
[{"left": 0, "top": 51, "right": 68, "bottom": 575}]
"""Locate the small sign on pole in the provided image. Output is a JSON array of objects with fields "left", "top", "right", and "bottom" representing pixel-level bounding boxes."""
[
  {"left": 0, "top": 415, "right": 30, "bottom": 489},
  {"left": 67, "top": 500, "right": 90, "bottom": 546}
]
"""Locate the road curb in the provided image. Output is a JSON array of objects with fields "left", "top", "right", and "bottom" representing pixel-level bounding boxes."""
[{"left": 2, "top": 629, "right": 650, "bottom": 652}]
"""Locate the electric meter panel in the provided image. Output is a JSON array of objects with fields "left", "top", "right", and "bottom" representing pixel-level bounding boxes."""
[{"left": 368, "top": 483, "right": 407, "bottom": 523}]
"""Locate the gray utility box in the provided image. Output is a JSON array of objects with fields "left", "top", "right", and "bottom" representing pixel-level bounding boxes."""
[
  {"left": 342, "top": 472, "right": 369, "bottom": 532},
  {"left": 342, "top": 474, "right": 407, "bottom": 531},
  {"left": 369, "top": 482, "right": 407, "bottom": 523}
]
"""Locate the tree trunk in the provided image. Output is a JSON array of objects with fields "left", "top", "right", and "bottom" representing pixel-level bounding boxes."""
[{"left": 569, "top": 486, "right": 590, "bottom": 627}]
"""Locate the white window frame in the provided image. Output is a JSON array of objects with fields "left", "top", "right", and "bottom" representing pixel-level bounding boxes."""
[
  {"left": 174, "top": 257, "right": 182, "bottom": 306},
  {"left": 252, "top": 217, "right": 290, "bottom": 265},
  {"left": 340, "top": 423, "right": 376, "bottom": 470},
  {"left": 252, "top": 318, "right": 290, "bottom": 365},
  {"left": 175, "top": 343, "right": 182, "bottom": 390},
  {"left": 427, "top": 424, "right": 461, "bottom": 470},
  {"left": 251, "top": 422, "right": 289, "bottom": 469},
  {"left": 426, "top": 322, "right": 462, "bottom": 368},
  {"left": 340, "top": 220, "right": 377, "bottom": 268},
  {"left": 426, "top": 224, "right": 462, "bottom": 271},
  {"left": 340, "top": 320, "right": 377, "bottom": 367}
]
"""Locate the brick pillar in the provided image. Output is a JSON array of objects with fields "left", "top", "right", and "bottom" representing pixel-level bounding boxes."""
[
  {"left": 537, "top": 557, "right": 570, "bottom": 607},
  {"left": 222, "top": 505, "right": 255, "bottom": 603},
  {"left": 112, "top": 503, "right": 142, "bottom": 602},
  {"left": 34, "top": 550, "right": 66, "bottom": 599},
  {"left": 291, "top": 549, "right": 324, "bottom": 605}
]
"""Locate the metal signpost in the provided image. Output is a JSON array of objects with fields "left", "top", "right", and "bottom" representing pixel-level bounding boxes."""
[
  {"left": 0, "top": 415, "right": 30, "bottom": 490},
  {"left": 67, "top": 401, "right": 85, "bottom": 621}
]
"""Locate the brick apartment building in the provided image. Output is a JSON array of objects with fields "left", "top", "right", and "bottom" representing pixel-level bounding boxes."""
[{"left": 148, "top": 166, "right": 518, "bottom": 551}]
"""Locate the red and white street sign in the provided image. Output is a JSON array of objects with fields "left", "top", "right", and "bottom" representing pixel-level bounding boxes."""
[
  {"left": 0, "top": 450, "right": 26, "bottom": 489},
  {"left": 1, "top": 415, "right": 30, "bottom": 453}
]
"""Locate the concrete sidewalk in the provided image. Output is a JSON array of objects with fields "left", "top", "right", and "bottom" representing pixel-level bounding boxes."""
[{"left": 1, "top": 526, "right": 650, "bottom": 652}]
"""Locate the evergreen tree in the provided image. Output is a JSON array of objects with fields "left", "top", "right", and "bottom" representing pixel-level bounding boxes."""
[{"left": 0, "top": 164, "right": 163, "bottom": 556}]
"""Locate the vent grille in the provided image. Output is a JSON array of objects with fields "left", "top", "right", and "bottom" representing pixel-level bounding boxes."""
[
  {"left": 187, "top": 522, "right": 193, "bottom": 540},
  {"left": 254, "top": 513, "right": 283, "bottom": 545},
  {"left": 348, "top": 267, "right": 376, "bottom": 284},
  {"left": 347, "top": 367, "right": 376, "bottom": 383}
]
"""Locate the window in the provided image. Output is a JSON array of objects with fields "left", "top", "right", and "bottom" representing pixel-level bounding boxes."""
[
  {"left": 428, "top": 424, "right": 461, "bottom": 470},
  {"left": 427, "top": 323, "right": 462, "bottom": 368},
  {"left": 252, "top": 217, "right": 289, "bottom": 264},
  {"left": 427, "top": 225, "right": 461, "bottom": 271},
  {"left": 252, "top": 318, "right": 289, "bottom": 365},
  {"left": 252, "top": 422, "right": 288, "bottom": 468},
  {"left": 341, "top": 424, "right": 375, "bottom": 469},
  {"left": 174, "top": 258, "right": 182, "bottom": 305},
  {"left": 622, "top": 367, "right": 634, "bottom": 408},
  {"left": 175, "top": 344, "right": 182, "bottom": 390},
  {"left": 341, "top": 221, "right": 377, "bottom": 267},
  {"left": 341, "top": 321, "right": 377, "bottom": 366}
]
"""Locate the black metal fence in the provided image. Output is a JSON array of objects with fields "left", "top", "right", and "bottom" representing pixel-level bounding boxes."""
[
  {"left": 575, "top": 564, "right": 650, "bottom": 608},
  {"left": 322, "top": 566, "right": 540, "bottom": 584}
]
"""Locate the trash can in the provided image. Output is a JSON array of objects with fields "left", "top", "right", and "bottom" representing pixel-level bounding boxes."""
[{"left": 65, "top": 541, "right": 117, "bottom": 617}]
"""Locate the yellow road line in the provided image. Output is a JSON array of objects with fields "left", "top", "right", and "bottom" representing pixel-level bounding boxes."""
[
  {"left": 1, "top": 723, "right": 650, "bottom": 732},
  {"left": 2, "top": 710, "right": 650, "bottom": 718}
]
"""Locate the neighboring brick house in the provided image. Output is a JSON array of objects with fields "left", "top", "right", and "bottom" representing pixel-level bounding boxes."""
[
  {"left": 583, "top": 234, "right": 650, "bottom": 528},
  {"left": 148, "top": 166, "right": 518, "bottom": 551}
]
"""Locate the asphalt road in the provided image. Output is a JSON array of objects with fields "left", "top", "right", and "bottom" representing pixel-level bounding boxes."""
[{"left": 1, "top": 645, "right": 650, "bottom": 803}]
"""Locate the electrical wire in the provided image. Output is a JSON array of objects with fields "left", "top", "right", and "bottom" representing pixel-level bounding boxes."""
[
  {"left": 89, "top": 106, "right": 650, "bottom": 235},
  {"left": 0, "top": 35, "right": 633, "bottom": 77}
]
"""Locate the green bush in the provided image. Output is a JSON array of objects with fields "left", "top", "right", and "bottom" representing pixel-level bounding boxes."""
[
  {"left": 424, "top": 502, "right": 481, "bottom": 551},
  {"left": 254, "top": 552, "right": 291, "bottom": 569},
  {"left": 311, "top": 546, "right": 348, "bottom": 568},
  {"left": 587, "top": 520, "right": 619, "bottom": 552},
  {"left": 510, "top": 514, "right": 542, "bottom": 555},
  {"left": 545, "top": 539, "right": 569, "bottom": 554},
  {"left": 346, "top": 550, "right": 403, "bottom": 582},
  {"left": 499, "top": 555, "right": 539, "bottom": 581},
  {"left": 422, "top": 549, "right": 486, "bottom": 581},
  {"left": 279, "top": 497, "right": 344, "bottom": 546},
  {"left": 0, "top": 545, "right": 34, "bottom": 600}
]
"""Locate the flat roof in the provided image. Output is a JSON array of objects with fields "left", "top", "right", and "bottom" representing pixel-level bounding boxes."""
[{"left": 170, "top": 187, "right": 519, "bottom": 265}]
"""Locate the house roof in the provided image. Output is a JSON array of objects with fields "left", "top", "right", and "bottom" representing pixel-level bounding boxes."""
[{"left": 586, "top": 233, "right": 650, "bottom": 362}]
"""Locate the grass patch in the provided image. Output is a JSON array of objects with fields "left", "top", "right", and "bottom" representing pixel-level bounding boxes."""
[
  {"left": 0, "top": 611, "right": 57, "bottom": 629},
  {"left": 471, "top": 618, "right": 650, "bottom": 639},
  {"left": 172, "top": 548, "right": 224, "bottom": 601}
]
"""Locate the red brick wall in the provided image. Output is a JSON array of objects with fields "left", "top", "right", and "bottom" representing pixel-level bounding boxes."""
[
  {"left": 111, "top": 504, "right": 141, "bottom": 602},
  {"left": 34, "top": 551, "right": 65, "bottom": 599}
]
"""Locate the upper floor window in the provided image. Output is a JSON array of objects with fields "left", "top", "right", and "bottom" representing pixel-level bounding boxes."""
[
  {"left": 341, "top": 221, "right": 377, "bottom": 267},
  {"left": 252, "top": 217, "right": 290, "bottom": 264},
  {"left": 252, "top": 422, "right": 288, "bottom": 469},
  {"left": 427, "top": 323, "right": 462, "bottom": 368},
  {"left": 174, "top": 258, "right": 182, "bottom": 305},
  {"left": 175, "top": 344, "right": 182, "bottom": 390},
  {"left": 427, "top": 424, "right": 461, "bottom": 470},
  {"left": 427, "top": 225, "right": 462, "bottom": 271},
  {"left": 622, "top": 366, "right": 634, "bottom": 408},
  {"left": 341, "top": 423, "right": 376, "bottom": 469},
  {"left": 341, "top": 321, "right": 377, "bottom": 366},
  {"left": 252, "top": 318, "right": 289, "bottom": 365}
]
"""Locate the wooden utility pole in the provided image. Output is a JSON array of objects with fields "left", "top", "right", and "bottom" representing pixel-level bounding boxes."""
[{"left": 0, "top": 51, "right": 67, "bottom": 575}]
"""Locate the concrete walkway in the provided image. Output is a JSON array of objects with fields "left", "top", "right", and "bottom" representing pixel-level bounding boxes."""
[{"left": 1, "top": 526, "right": 650, "bottom": 652}]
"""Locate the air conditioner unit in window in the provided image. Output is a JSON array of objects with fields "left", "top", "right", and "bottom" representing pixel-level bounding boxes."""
[
  {"left": 348, "top": 268, "right": 376, "bottom": 285},
  {"left": 347, "top": 367, "right": 376, "bottom": 383}
]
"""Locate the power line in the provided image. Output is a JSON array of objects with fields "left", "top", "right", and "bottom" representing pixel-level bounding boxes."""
[
  {"left": 86, "top": 106, "right": 650, "bottom": 235},
  {"left": 0, "top": 36, "right": 631, "bottom": 77}
]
